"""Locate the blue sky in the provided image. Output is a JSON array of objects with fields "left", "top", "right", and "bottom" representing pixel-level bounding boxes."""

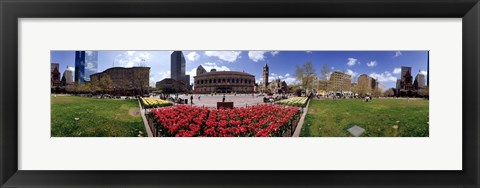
[{"left": 51, "top": 50, "right": 428, "bottom": 89}]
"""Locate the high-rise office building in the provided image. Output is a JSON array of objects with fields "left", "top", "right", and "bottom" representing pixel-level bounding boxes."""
[
  {"left": 414, "top": 71, "right": 426, "bottom": 89},
  {"left": 62, "top": 66, "right": 74, "bottom": 85},
  {"left": 75, "top": 51, "right": 85, "bottom": 83},
  {"left": 329, "top": 71, "right": 351, "bottom": 92},
  {"left": 171, "top": 51, "right": 190, "bottom": 91},
  {"left": 75, "top": 51, "right": 98, "bottom": 83},
  {"left": 171, "top": 51, "right": 186, "bottom": 83},
  {"left": 357, "top": 74, "right": 377, "bottom": 92}
]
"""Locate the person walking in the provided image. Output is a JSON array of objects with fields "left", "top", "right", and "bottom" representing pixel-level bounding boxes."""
[
  {"left": 222, "top": 94, "right": 225, "bottom": 102},
  {"left": 190, "top": 95, "right": 193, "bottom": 104}
]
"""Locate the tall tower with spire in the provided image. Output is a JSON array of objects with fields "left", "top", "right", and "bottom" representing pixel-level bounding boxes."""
[{"left": 263, "top": 64, "right": 269, "bottom": 88}]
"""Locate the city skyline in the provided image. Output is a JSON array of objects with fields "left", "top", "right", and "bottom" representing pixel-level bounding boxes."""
[{"left": 50, "top": 50, "right": 429, "bottom": 89}]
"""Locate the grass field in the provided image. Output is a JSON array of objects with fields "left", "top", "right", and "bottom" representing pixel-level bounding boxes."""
[
  {"left": 300, "top": 98, "right": 429, "bottom": 137},
  {"left": 51, "top": 96, "right": 146, "bottom": 137}
]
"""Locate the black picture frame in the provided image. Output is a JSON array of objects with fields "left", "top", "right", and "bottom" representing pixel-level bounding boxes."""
[{"left": 1, "top": 0, "right": 479, "bottom": 187}]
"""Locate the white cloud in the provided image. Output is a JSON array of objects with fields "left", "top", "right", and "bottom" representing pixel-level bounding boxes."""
[
  {"left": 285, "top": 73, "right": 290, "bottom": 77},
  {"left": 367, "top": 60, "right": 377, "bottom": 67},
  {"left": 85, "top": 62, "right": 96, "bottom": 72},
  {"left": 393, "top": 68, "right": 401, "bottom": 74},
  {"left": 369, "top": 71, "right": 397, "bottom": 82},
  {"left": 394, "top": 51, "right": 402, "bottom": 57},
  {"left": 270, "top": 51, "right": 279, "bottom": 56},
  {"left": 420, "top": 70, "right": 428, "bottom": 75},
  {"left": 186, "top": 52, "right": 200, "bottom": 62},
  {"left": 157, "top": 71, "right": 171, "bottom": 81},
  {"left": 345, "top": 69, "right": 358, "bottom": 80},
  {"left": 204, "top": 51, "right": 241, "bottom": 62},
  {"left": 270, "top": 73, "right": 277, "bottom": 76},
  {"left": 306, "top": 51, "right": 313, "bottom": 54},
  {"left": 149, "top": 76, "right": 156, "bottom": 87},
  {"left": 85, "top": 51, "right": 94, "bottom": 56},
  {"left": 284, "top": 77, "right": 298, "bottom": 85},
  {"left": 248, "top": 51, "right": 268, "bottom": 62},
  {"left": 347, "top": 58, "right": 358, "bottom": 66},
  {"left": 115, "top": 51, "right": 152, "bottom": 67}
]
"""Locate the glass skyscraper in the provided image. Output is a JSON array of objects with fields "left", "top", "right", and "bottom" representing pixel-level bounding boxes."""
[
  {"left": 84, "top": 51, "right": 98, "bottom": 82},
  {"left": 75, "top": 51, "right": 98, "bottom": 83},
  {"left": 171, "top": 51, "right": 186, "bottom": 83},
  {"left": 74, "top": 51, "right": 85, "bottom": 83}
]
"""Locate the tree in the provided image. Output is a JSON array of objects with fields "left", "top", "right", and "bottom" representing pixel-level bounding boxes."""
[
  {"left": 384, "top": 88, "right": 395, "bottom": 97},
  {"left": 320, "top": 64, "right": 330, "bottom": 80},
  {"left": 372, "top": 87, "right": 382, "bottom": 97},
  {"left": 418, "top": 87, "right": 429, "bottom": 98},
  {"left": 90, "top": 77, "right": 101, "bottom": 94},
  {"left": 295, "top": 61, "right": 317, "bottom": 93},
  {"left": 357, "top": 81, "right": 370, "bottom": 97},
  {"left": 132, "top": 69, "right": 149, "bottom": 95},
  {"left": 99, "top": 75, "right": 114, "bottom": 94}
]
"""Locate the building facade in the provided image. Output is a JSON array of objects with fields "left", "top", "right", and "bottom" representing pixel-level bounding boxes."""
[
  {"left": 75, "top": 51, "right": 98, "bottom": 83},
  {"left": 194, "top": 65, "right": 255, "bottom": 94},
  {"left": 329, "top": 71, "right": 352, "bottom": 92},
  {"left": 61, "top": 66, "right": 74, "bottom": 85},
  {"left": 414, "top": 71, "right": 426, "bottom": 89},
  {"left": 399, "top": 66, "right": 413, "bottom": 90},
  {"left": 262, "top": 64, "right": 269, "bottom": 88},
  {"left": 257, "top": 64, "right": 288, "bottom": 94},
  {"left": 357, "top": 74, "right": 377, "bottom": 94},
  {"left": 156, "top": 78, "right": 186, "bottom": 93},
  {"left": 90, "top": 67, "right": 150, "bottom": 95},
  {"left": 74, "top": 51, "right": 85, "bottom": 83},
  {"left": 170, "top": 51, "right": 190, "bottom": 91},
  {"left": 51, "top": 63, "right": 61, "bottom": 87}
]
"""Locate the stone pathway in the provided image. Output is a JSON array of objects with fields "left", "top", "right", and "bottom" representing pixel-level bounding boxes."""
[
  {"left": 137, "top": 99, "right": 153, "bottom": 137},
  {"left": 292, "top": 99, "right": 311, "bottom": 137}
]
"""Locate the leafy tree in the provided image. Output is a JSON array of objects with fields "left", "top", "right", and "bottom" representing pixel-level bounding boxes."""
[{"left": 99, "top": 75, "right": 114, "bottom": 94}]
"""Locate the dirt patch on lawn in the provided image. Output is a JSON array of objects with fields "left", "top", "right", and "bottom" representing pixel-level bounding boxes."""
[
  {"left": 129, "top": 108, "right": 141, "bottom": 116},
  {"left": 310, "top": 108, "right": 317, "bottom": 113}
]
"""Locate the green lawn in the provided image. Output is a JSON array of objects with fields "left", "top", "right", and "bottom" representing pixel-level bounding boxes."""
[
  {"left": 300, "top": 98, "right": 429, "bottom": 137},
  {"left": 51, "top": 96, "right": 145, "bottom": 137}
]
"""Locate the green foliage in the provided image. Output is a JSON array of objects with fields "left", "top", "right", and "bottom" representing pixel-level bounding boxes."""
[{"left": 300, "top": 99, "right": 429, "bottom": 137}]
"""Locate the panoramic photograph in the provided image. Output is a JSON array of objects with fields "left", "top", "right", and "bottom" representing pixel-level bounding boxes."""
[{"left": 50, "top": 50, "right": 429, "bottom": 137}]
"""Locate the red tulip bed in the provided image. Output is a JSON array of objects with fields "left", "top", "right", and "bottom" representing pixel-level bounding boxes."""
[{"left": 148, "top": 104, "right": 302, "bottom": 137}]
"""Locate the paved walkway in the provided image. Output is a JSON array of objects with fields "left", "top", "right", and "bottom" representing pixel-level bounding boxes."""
[
  {"left": 292, "top": 99, "right": 311, "bottom": 137},
  {"left": 137, "top": 99, "right": 153, "bottom": 137},
  {"left": 159, "top": 94, "right": 286, "bottom": 108}
]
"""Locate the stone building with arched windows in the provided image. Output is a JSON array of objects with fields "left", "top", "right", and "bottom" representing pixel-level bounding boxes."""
[{"left": 193, "top": 65, "right": 255, "bottom": 94}]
